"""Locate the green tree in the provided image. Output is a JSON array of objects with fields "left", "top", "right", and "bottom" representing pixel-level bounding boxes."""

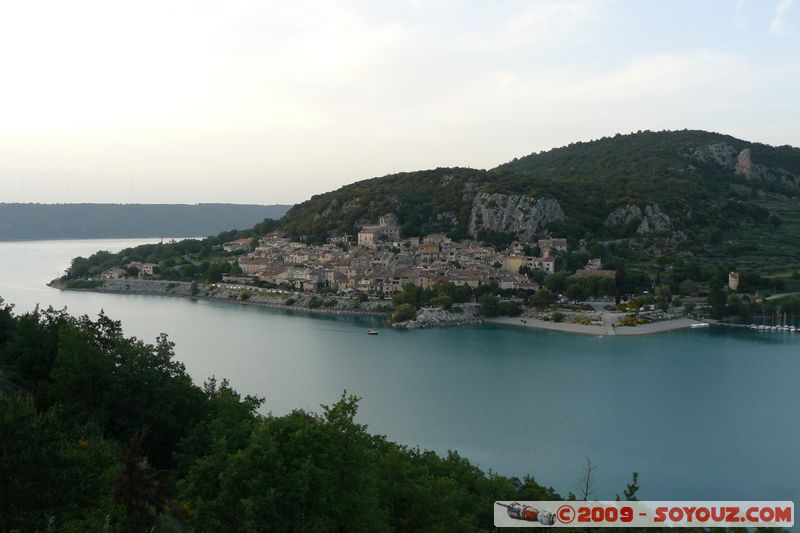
[
  {"left": 544, "top": 273, "right": 569, "bottom": 293},
  {"left": 114, "top": 432, "right": 169, "bottom": 532},
  {"left": 655, "top": 284, "right": 671, "bottom": 312},
  {"left": 565, "top": 284, "right": 586, "bottom": 302},
  {"left": 707, "top": 278, "right": 728, "bottom": 319},
  {"left": 0, "top": 297, "right": 15, "bottom": 348},
  {"left": 678, "top": 279, "right": 699, "bottom": 296},
  {"left": 391, "top": 303, "right": 417, "bottom": 323},
  {"left": 528, "top": 289, "right": 554, "bottom": 309},
  {"left": 478, "top": 294, "right": 501, "bottom": 317},
  {"left": 500, "top": 301, "right": 522, "bottom": 317},
  {"left": 0, "top": 392, "right": 119, "bottom": 532},
  {"left": 617, "top": 472, "right": 640, "bottom": 501},
  {"left": 181, "top": 394, "right": 383, "bottom": 532}
]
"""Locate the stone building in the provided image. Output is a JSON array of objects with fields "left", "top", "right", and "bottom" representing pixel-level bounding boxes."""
[{"left": 728, "top": 271, "right": 739, "bottom": 291}]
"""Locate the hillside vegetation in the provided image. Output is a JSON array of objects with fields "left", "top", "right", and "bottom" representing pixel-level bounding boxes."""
[{"left": 281, "top": 130, "right": 800, "bottom": 272}]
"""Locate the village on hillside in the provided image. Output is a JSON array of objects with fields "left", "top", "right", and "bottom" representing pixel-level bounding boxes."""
[
  {"left": 222, "top": 214, "right": 613, "bottom": 295},
  {"left": 77, "top": 212, "right": 797, "bottom": 333}
]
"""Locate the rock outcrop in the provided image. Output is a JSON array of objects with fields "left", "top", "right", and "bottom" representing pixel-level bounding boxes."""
[
  {"left": 734, "top": 148, "right": 754, "bottom": 177},
  {"left": 604, "top": 204, "right": 642, "bottom": 228},
  {"left": 734, "top": 148, "right": 799, "bottom": 187},
  {"left": 693, "top": 142, "right": 738, "bottom": 168},
  {"left": 468, "top": 192, "right": 566, "bottom": 240},
  {"left": 694, "top": 143, "right": 800, "bottom": 188},
  {"left": 604, "top": 204, "right": 671, "bottom": 234},
  {"left": 637, "top": 205, "right": 672, "bottom": 234},
  {"left": 395, "top": 305, "right": 482, "bottom": 329}
]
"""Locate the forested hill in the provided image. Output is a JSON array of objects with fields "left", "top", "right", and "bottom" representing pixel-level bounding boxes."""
[
  {"left": 280, "top": 130, "right": 800, "bottom": 271},
  {"left": 0, "top": 203, "right": 292, "bottom": 240}
]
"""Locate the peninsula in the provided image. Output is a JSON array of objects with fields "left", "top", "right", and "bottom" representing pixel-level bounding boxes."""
[{"left": 54, "top": 130, "right": 800, "bottom": 334}]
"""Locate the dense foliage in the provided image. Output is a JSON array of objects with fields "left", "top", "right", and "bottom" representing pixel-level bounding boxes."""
[{"left": 1, "top": 298, "right": 577, "bottom": 532}]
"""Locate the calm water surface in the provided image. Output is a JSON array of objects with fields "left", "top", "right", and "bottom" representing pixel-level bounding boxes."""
[{"left": 1, "top": 239, "right": 798, "bottom": 504}]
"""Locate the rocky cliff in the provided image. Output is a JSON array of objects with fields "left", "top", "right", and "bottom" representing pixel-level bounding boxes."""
[
  {"left": 604, "top": 204, "right": 672, "bottom": 235},
  {"left": 468, "top": 192, "right": 566, "bottom": 240},
  {"left": 694, "top": 143, "right": 800, "bottom": 189}
]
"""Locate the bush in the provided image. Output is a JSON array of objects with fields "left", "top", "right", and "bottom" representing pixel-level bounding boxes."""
[
  {"left": 63, "top": 279, "right": 103, "bottom": 289},
  {"left": 478, "top": 294, "right": 500, "bottom": 317},
  {"left": 284, "top": 298, "right": 296, "bottom": 306},
  {"left": 499, "top": 302, "right": 522, "bottom": 317},
  {"left": 429, "top": 295, "right": 453, "bottom": 310},
  {"left": 307, "top": 297, "right": 323, "bottom": 309},
  {"left": 571, "top": 315, "right": 591, "bottom": 325},
  {"left": 619, "top": 314, "right": 650, "bottom": 326},
  {"left": 551, "top": 311, "right": 565, "bottom": 323},
  {"left": 527, "top": 289, "right": 554, "bottom": 309},
  {"left": 390, "top": 303, "right": 417, "bottom": 323}
]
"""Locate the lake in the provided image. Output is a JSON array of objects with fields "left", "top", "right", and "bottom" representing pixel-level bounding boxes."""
[{"left": 1, "top": 238, "right": 799, "bottom": 504}]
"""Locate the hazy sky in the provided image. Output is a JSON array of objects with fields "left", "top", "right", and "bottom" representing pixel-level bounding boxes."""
[{"left": 1, "top": 0, "right": 798, "bottom": 205}]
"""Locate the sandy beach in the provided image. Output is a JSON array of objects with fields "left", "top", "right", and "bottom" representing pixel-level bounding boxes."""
[{"left": 485, "top": 316, "right": 701, "bottom": 336}]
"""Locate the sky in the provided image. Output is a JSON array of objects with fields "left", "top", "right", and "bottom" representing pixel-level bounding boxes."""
[{"left": 0, "top": 0, "right": 798, "bottom": 205}]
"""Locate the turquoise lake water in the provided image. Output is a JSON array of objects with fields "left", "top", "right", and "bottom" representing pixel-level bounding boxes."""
[{"left": 1, "top": 239, "right": 799, "bottom": 504}]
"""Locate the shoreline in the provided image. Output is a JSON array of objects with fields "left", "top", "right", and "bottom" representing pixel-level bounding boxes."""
[
  {"left": 49, "top": 279, "right": 386, "bottom": 319},
  {"left": 485, "top": 316, "right": 702, "bottom": 336},
  {"left": 52, "top": 279, "right": 703, "bottom": 336}
]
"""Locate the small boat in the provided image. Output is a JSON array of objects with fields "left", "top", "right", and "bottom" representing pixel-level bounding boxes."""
[
  {"left": 367, "top": 329, "right": 378, "bottom": 335},
  {"left": 690, "top": 323, "right": 709, "bottom": 328}
]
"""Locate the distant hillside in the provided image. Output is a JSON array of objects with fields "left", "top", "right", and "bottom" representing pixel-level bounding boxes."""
[
  {"left": 0, "top": 203, "right": 292, "bottom": 240},
  {"left": 280, "top": 130, "right": 800, "bottom": 272}
]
